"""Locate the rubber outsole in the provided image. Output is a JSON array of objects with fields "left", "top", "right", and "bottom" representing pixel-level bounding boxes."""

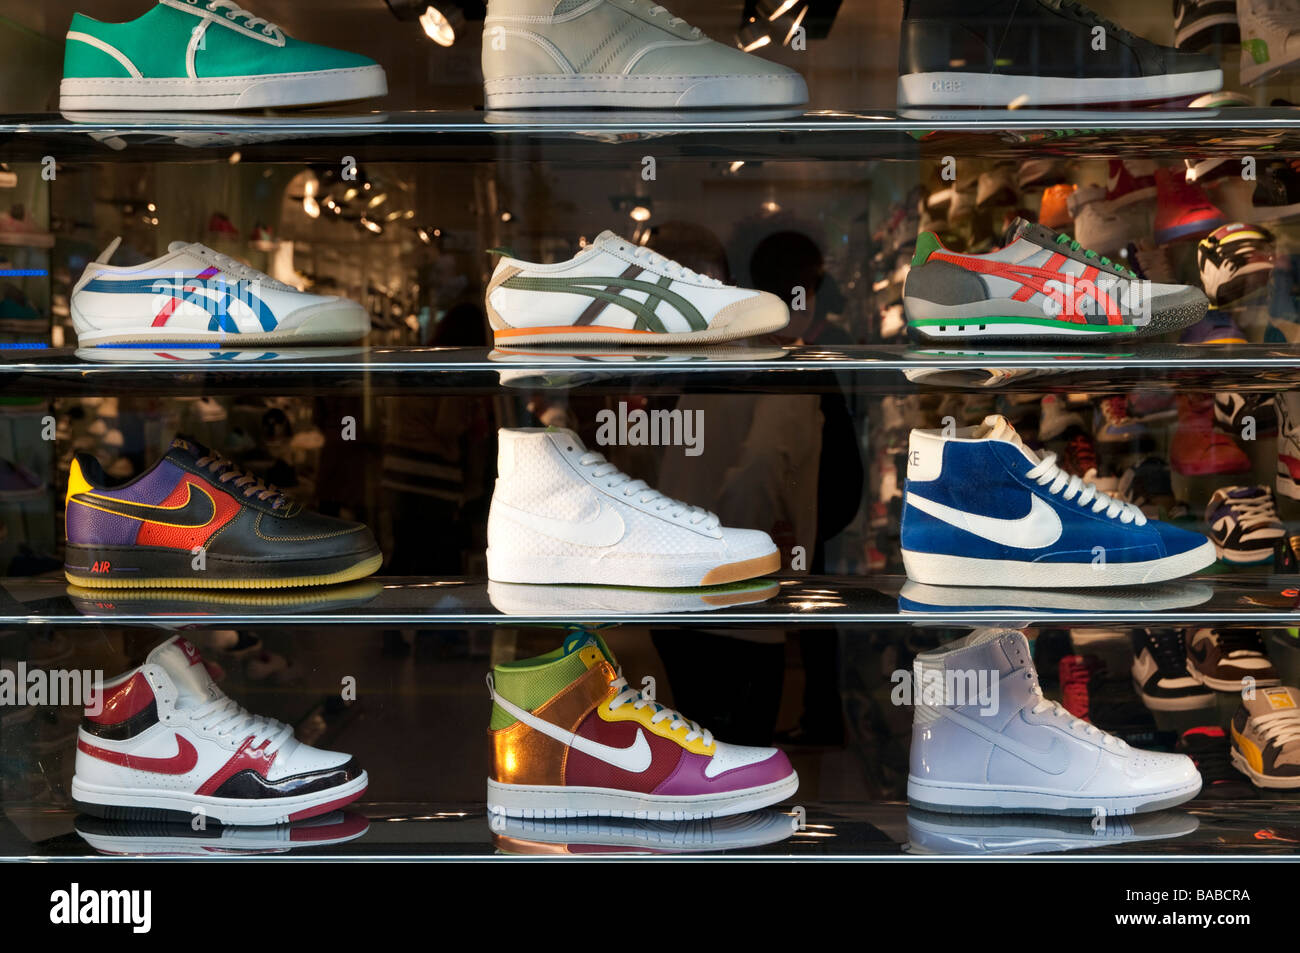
[
  {"left": 897, "top": 68, "right": 1223, "bottom": 107},
  {"left": 482, "top": 72, "right": 808, "bottom": 110},
  {"left": 486, "top": 772, "right": 799, "bottom": 821},
  {"left": 907, "top": 776, "right": 1202, "bottom": 816},
  {"left": 65, "top": 553, "right": 383, "bottom": 590},
  {"left": 71, "top": 775, "right": 368, "bottom": 826},
  {"left": 491, "top": 316, "right": 789, "bottom": 347},
  {"left": 900, "top": 539, "right": 1217, "bottom": 588},
  {"left": 59, "top": 65, "right": 387, "bottom": 111}
]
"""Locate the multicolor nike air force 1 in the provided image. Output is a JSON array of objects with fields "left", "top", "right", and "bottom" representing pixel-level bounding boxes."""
[
  {"left": 487, "top": 631, "right": 799, "bottom": 819},
  {"left": 64, "top": 436, "right": 382, "bottom": 588}
]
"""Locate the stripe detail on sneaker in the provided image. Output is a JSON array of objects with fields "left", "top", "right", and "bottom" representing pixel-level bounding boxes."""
[{"left": 500, "top": 274, "right": 708, "bottom": 332}]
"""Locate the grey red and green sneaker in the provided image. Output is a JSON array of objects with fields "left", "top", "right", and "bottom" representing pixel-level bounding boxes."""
[
  {"left": 903, "top": 218, "right": 1208, "bottom": 341},
  {"left": 60, "top": 1, "right": 386, "bottom": 110},
  {"left": 1231, "top": 686, "right": 1300, "bottom": 789}
]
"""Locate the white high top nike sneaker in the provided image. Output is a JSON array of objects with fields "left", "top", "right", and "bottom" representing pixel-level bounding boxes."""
[
  {"left": 907, "top": 628, "right": 1202, "bottom": 815},
  {"left": 486, "top": 427, "right": 780, "bottom": 587},
  {"left": 480, "top": 0, "right": 809, "bottom": 109}
]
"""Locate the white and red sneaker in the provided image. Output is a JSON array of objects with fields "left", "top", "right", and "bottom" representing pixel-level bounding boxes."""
[{"left": 71, "top": 637, "right": 367, "bottom": 825}]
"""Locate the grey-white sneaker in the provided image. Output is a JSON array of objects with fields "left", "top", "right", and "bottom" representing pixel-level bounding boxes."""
[
  {"left": 481, "top": 0, "right": 808, "bottom": 109},
  {"left": 907, "top": 628, "right": 1202, "bottom": 815}
]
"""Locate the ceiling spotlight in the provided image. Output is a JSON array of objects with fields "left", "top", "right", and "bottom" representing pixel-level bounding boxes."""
[
  {"left": 760, "top": 0, "right": 800, "bottom": 19},
  {"left": 629, "top": 205, "right": 651, "bottom": 222},
  {"left": 303, "top": 195, "right": 321, "bottom": 218},
  {"left": 360, "top": 216, "right": 383, "bottom": 234},
  {"left": 420, "top": 5, "right": 462, "bottom": 46},
  {"left": 780, "top": 3, "right": 808, "bottom": 45},
  {"left": 384, "top": 1, "right": 484, "bottom": 45},
  {"left": 729, "top": 160, "right": 745, "bottom": 173},
  {"left": 500, "top": 211, "right": 513, "bottom": 223},
  {"left": 368, "top": 192, "right": 388, "bottom": 208}
]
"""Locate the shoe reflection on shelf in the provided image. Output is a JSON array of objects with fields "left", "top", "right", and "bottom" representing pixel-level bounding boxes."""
[
  {"left": 486, "top": 579, "right": 780, "bottom": 616},
  {"left": 905, "top": 808, "right": 1199, "bottom": 856},
  {"left": 898, "top": 580, "right": 1215, "bottom": 616},
  {"left": 65, "top": 579, "right": 383, "bottom": 618},
  {"left": 489, "top": 809, "right": 798, "bottom": 856},
  {"left": 74, "top": 811, "right": 369, "bottom": 857},
  {"left": 74, "top": 346, "right": 369, "bottom": 363}
]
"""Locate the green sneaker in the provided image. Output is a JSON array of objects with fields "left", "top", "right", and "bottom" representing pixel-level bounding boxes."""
[{"left": 60, "top": 0, "right": 386, "bottom": 110}]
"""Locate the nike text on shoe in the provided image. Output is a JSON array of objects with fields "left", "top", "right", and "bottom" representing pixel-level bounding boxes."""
[
  {"left": 1186, "top": 627, "right": 1280, "bottom": 692},
  {"left": 486, "top": 427, "right": 779, "bottom": 587},
  {"left": 485, "top": 231, "right": 789, "bottom": 345},
  {"left": 1131, "top": 628, "right": 1215, "bottom": 711},
  {"left": 60, "top": 0, "right": 387, "bottom": 110},
  {"left": 486, "top": 631, "right": 798, "bottom": 819},
  {"left": 71, "top": 637, "right": 368, "bottom": 824},
  {"left": 71, "top": 237, "right": 370, "bottom": 346},
  {"left": 900, "top": 415, "right": 1216, "bottom": 588},
  {"left": 480, "top": 0, "right": 807, "bottom": 109},
  {"left": 1231, "top": 685, "right": 1300, "bottom": 788},
  {"left": 907, "top": 628, "right": 1203, "bottom": 815},
  {"left": 903, "top": 219, "right": 1208, "bottom": 341},
  {"left": 64, "top": 436, "right": 382, "bottom": 588},
  {"left": 896, "top": 0, "right": 1222, "bottom": 107}
]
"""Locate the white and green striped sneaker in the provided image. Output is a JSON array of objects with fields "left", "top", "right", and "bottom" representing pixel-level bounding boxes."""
[
  {"left": 60, "top": 0, "right": 387, "bottom": 111},
  {"left": 486, "top": 231, "right": 789, "bottom": 346}
]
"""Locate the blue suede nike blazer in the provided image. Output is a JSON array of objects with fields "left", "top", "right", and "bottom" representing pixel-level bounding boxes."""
[{"left": 901, "top": 416, "right": 1215, "bottom": 587}]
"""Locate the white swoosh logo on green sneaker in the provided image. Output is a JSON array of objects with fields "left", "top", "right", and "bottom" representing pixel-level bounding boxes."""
[
  {"left": 490, "top": 684, "right": 653, "bottom": 773},
  {"left": 906, "top": 492, "right": 1063, "bottom": 549},
  {"left": 496, "top": 500, "right": 626, "bottom": 548}
]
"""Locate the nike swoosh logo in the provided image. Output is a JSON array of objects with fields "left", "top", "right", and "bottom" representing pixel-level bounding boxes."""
[
  {"left": 78, "top": 734, "right": 199, "bottom": 775},
  {"left": 906, "top": 492, "right": 1063, "bottom": 549},
  {"left": 937, "top": 707, "right": 1070, "bottom": 775},
  {"left": 72, "top": 481, "right": 217, "bottom": 528},
  {"left": 490, "top": 686, "right": 653, "bottom": 773},
  {"left": 497, "top": 500, "right": 625, "bottom": 548}
]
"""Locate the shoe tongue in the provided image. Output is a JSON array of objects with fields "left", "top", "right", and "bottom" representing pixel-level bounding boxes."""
[
  {"left": 591, "top": 230, "right": 624, "bottom": 253},
  {"left": 1245, "top": 685, "right": 1300, "bottom": 718},
  {"left": 561, "top": 629, "right": 615, "bottom": 666},
  {"left": 545, "top": 426, "right": 586, "bottom": 452},
  {"left": 1008, "top": 216, "right": 1041, "bottom": 243},
  {"left": 146, "top": 637, "right": 220, "bottom": 709},
  {"left": 164, "top": 435, "right": 210, "bottom": 467},
  {"left": 978, "top": 414, "right": 1042, "bottom": 465},
  {"left": 1226, "top": 486, "right": 1263, "bottom": 499}
]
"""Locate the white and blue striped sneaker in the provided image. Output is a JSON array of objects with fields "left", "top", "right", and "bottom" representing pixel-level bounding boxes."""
[{"left": 71, "top": 237, "right": 369, "bottom": 346}]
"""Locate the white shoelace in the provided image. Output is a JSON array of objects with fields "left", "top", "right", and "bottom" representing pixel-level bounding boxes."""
[
  {"left": 188, "top": 695, "right": 293, "bottom": 753},
  {"left": 1251, "top": 708, "right": 1300, "bottom": 748},
  {"left": 607, "top": 672, "right": 713, "bottom": 747},
  {"left": 203, "top": 0, "right": 282, "bottom": 38},
  {"left": 616, "top": 241, "right": 722, "bottom": 287},
  {"left": 1217, "top": 489, "right": 1280, "bottom": 529},
  {"left": 1026, "top": 450, "right": 1148, "bottom": 524},
  {"left": 640, "top": 0, "right": 699, "bottom": 34},
  {"left": 579, "top": 449, "right": 720, "bottom": 528},
  {"left": 185, "top": 243, "right": 290, "bottom": 289},
  {"left": 1028, "top": 682, "right": 1126, "bottom": 751}
]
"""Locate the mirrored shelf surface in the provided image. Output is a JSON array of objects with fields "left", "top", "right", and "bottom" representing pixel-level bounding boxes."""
[
  {"left": 6, "top": 573, "right": 1300, "bottom": 627},
  {"left": 3, "top": 801, "right": 1292, "bottom": 860},
  {"left": 6, "top": 343, "right": 1300, "bottom": 396},
  {"left": 7, "top": 108, "right": 1300, "bottom": 163}
]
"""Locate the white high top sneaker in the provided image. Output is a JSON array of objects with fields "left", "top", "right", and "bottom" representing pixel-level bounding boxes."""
[
  {"left": 486, "top": 427, "right": 780, "bottom": 586},
  {"left": 1239, "top": 0, "right": 1300, "bottom": 85},
  {"left": 907, "top": 628, "right": 1202, "bottom": 815},
  {"left": 1277, "top": 390, "right": 1300, "bottom": 499},
  {"left": 71, "top": 637, "right": 368, "bottom": 824},
  {"left": 71, "top": 237, "right": 370, "bottom": 346},
  {"left": 480, "top": 0, "right": 808, "bottom": 109}
]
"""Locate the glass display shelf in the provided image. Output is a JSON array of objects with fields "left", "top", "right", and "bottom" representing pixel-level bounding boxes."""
[
  {"left": 5, "top": 108, "right": 1300, "bottom": 164},
  {"left": 6, "top": 343, "right": 1300, "bottom": 396},
  {"left": 6, "top": 573, "right": 1300, "bottom": 627},
  {"left": 1, "top": 801, "right": 1292, "bottom": 860}
]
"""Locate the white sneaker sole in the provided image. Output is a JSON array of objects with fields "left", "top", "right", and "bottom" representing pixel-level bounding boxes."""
[
  {"left": 1132, "top": 679, "right": 1217, "bottom": 712},
  {"left": 897, "top": 69, "right": 1223, "bottom": 107},
  {"left": 59, "top": 65, "right": 387, "bottom": 110},
  {"left": 486, "top": 772, "right": 799, "bottom": 820},
  {"left": 70, "top": 773, "right": 368, "bottom": 825},
  {"left": 483, "top": 72, "right": 808, "bottom": 109},
  {"left": 907, "top": 775, "right": 1202, "bottom": 816},
  {"left": 901, "top": 540, "right": 1216, "bottom": 588},
  {"left": 492, "top": 311, "right": 789, "bottom": 346},
  {"left": 1231, "top": 748, "right": 1300, "bottom": 788},
  {"left": 72, "top": 302, "right": 370, "bottom": 346},
  {"left": 486, "top": 548, "right": 780, "bottom": 587}
]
